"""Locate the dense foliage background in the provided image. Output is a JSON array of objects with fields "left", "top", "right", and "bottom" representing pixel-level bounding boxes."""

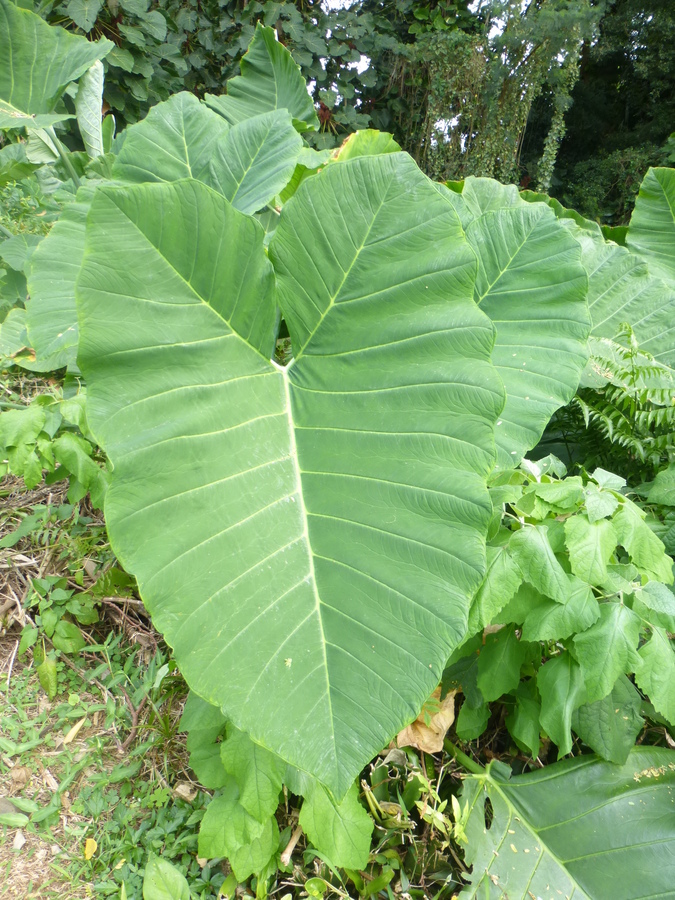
[{"left": 26, "top": 0, "right": 675, "bottom": 223}]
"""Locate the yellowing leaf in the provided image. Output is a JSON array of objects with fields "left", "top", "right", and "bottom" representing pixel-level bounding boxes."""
[
  {"left": 397, "top": 687, "right": 456, "bottom": 754},
  {"left": 63, "top": 716, "right": 86, "bottom": 746},
  {"left": 84, "top": 837, "right": 97, "bottom": 859}
]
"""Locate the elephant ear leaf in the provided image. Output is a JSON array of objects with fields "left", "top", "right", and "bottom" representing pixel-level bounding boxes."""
[
  {"left": 520, "top": 186, "right": 675, "bottom": 366},
  {"left": 459, "top": 748, "right": 675, "bottom": 899},
  {"left": 0, "top": 0, "right": 112, "bottom": 130},
  {"left": 445, "top": 178, "right": 590, "bottom": 468},
  {"left": 112, "top": 92, "right": 230, "bottom": 185},
  {"left": 75, "top": 154, "right": 504, "bottom": 797},
  {"left": 627, "top": 167, "right": 675, "bottom": 289},
  {"left": 204, "top": 24, "right": 319, "bottom": 132}
]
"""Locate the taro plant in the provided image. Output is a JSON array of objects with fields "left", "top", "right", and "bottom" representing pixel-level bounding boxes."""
[{"left": 4, "top": 11, "right": 675, "bottom": 897}]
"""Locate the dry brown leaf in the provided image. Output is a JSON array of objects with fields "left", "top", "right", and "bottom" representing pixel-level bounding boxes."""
[
  {"left": 396, "top": 687, "right": 456, "bottom": 754},
  {"left": 63, "top": 716, "right": 86, "bottom": 746},
  {"left": 9, "top": 766, "right": 30, "bottom": 789}
]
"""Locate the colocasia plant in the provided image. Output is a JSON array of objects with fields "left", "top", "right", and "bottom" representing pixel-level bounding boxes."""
[{"left": 2, "top": 4, "right": 675, "bottom": 897}]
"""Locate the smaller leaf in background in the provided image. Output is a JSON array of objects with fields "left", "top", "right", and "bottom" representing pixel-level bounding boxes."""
[
  {"left": 220, "top": 725, "right": 284, "bottom": 822},
  {"left": 179, "top": 692, "right": 228, "bottom": 790},
  {"left": 613, "top": 499, "right": 674, "bottom": 584},
  {"left": 207, "top": 109, "right": 302, "bottom": 215},
  {"left": 36, "top": 654, "right": 58, "bottom": 700},
  {"left": 396, "top": 686, "right": 456, "bottom": 753},
  {"left": 299, "top": 780, "right": 373, "bottom": 870},
  {"left": 112, "top": 92, "right": 229, "bottom": 184},
  {"left": 66, "top": 0, "right": 103, "bottom": 32},
  {"left": 626, "top": 167, "right": 675, "bottom": 289},
  {"left": 635, "top": 627, "right": 675, "bottom": 726},
  {"left": 537, "top": 652, "right": 586, "bottom": 757},
  {"left": 583, "top": 484, "right": 620, "bottom": 522},
  {"left": 520, "top": 576, "right": 600, "bottom": 642},
  {"left": 591, "top": 467, "right": 627, "bottom": 491},
  {"left": 467, "top": 544, "right": 523, "bottom": 633},
  {"left": 508, "top": 525, "right": 570, "bottom": 604},
  {"left": 142, "top": 852, "right": 189, "bottom": 900},
  {"left": 75, "top": 61, "right": 104, "bottom": 158},
  {"left": 505, "top": 679, "right": 541, "bottom": 759},
  {"left": 530, "top": 476, "right": 584, "bottom": 511},
  {"left": 572, "top": 674, "right": 644, "bottom": 764},
  {"left": 52, "top": 620, "right": 86, "bottom": 654},
  {"left": 198, "top": 780, "right": 279, "bottom": 881},
  {"left": 564, "top": 514, "right": 617, "bottom": 583},
  {"left": 573, "top": 603, "right": 642, "bottom": 703},
  {"left": 0, "top": 143, "right": 40, "bottom": 185},
  {"left": 330, "top": 130, "right": 401, "bottom": 161},
  {"left": 205, "top": 24, "right": 319, "bottom": 131},
  {"left": 648, "top": 462, "right": 675, "bottom": 506},
  {"left": 0, "top": 233, "right": 43, "bottom": 274},
  {"left": 476, "top": 626, "right": 539, "bottom": 702},
  {"left": 455, "top": 699, "right": 490, "bottom": 741},
  {"left": 633, "top": 581, "right": 675, "bottom": 631}
]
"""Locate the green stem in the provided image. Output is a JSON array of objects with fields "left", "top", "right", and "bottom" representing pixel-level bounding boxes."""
[
  {"left": 444, "top": 739, "right": 484, "bottom": 775},
  {"left": 47, "top": 127, "right": 81, "bottom": 188},
  {"left": 0, "top": 222, "right": 14, "bottom": 239}
]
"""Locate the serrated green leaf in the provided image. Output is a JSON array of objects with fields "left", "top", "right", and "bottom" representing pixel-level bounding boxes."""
[
  {"left": 508, "top": 525, "right": 570, "bottom": 603},
  {"left": 635, "top": 627, "right": 675, "bottom": 726},
  {"left": 476, "top": 625, "right": 537, "bottom": 702},
  {"left": 613, "top": 499, "right": 674, "bottom": 584},
  {"left": 455, "top": 700, "right": 490, "bottom": 741},
  {"left": 584, "top": 484, "right": 620, "bottom": 522},
  {"left": 459, "top": 747, "right": 675, "bottom": 899},
  {"left": 220, "top": 725, "right": 284, "bottom": 823},
  {"left": 205, "top": 24, "right": 318, "bottom": 132},
  {"left": 520, "top": 575, "right": 600, "bottom": 642},
  {"left": 633, "top": 581, "right": 675, "bottom": 631},
  {"left": 299, "top": 781, "right": 372, "bottom": 869},
  {"left": 648, "top": 462, "right": 675, "bottom": 507},
  {"left": 531, "top": 476, "right": 583, "bottom": 510},
  {"left": 564, "top": 513, "right": 617, "bottom": 584},
  {"left": 505, "top": 680, "right": 541, "bottom": 759},
  {"left": 467, "top": 544, "right": 522, "bottom": 633},
  {"left": 142, "top": 853, "right": 190, "bottom": 900},
  {"left": 537, "top": 652, "right": 586, "bottom": 757},
  {"left": 592, "top": 468, "right": 627, "bottom": 491},
  {"left": 197, "top": 780, "right": 279, "bottom": 880},
  {"left": 573, "top": 603, "right": 642, "bottom": 703},
  {"left": 572, "top": 674, "right": 643, "bottom": 764}
]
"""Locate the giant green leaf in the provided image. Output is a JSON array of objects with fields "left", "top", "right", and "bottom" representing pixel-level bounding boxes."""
[
  {"left": 446, "top": 178, "right": 590, "bottom": 467},
  {"left": 522, "top": 186, "right": 675, "bottom": 366},
  {"left": 459, "top": 747, "right": 675, "bottom": 899},
  {"left": 112, "top": 92, "right": 230, "bottom": 185},
  {"left": 627, "top": 167, "right": 675, "bottom": 289},
  {"left": 0, "top": 0, "right": 111, "bottom": 125},
  {"left": 75, "top": 61, "right": 104, "bottom": 159},
  {"left": 205, "top": 109, "right": 302, "bottom": 215},
  {"left": 204, "top": 24, "right": 319, "bottom": 132},
  {"left": 26, "top": 187, "right": 94, "bottom": 372},
  {"left": 76, "top": 155, "right": 504, "bottom": 795}
]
